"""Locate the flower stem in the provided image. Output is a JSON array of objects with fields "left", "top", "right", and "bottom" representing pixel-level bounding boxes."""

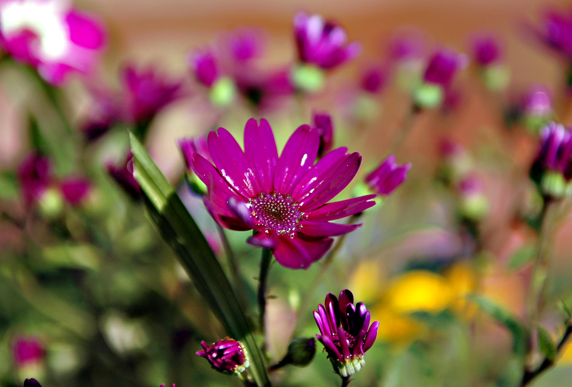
[
  {"left": 341, "top": 375, "right": 352, "bottom": 387},
  {"left": 258, "top": 248, "right": 273, "bottom": 333},
  {"left": 217, "top": 224, "right": 248, "bottom": 310},
  {"left": 390, "top": 104, "right": 421, "bottom": 155}
]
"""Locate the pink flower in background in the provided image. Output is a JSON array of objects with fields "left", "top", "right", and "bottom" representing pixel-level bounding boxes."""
[
  {"left": 359, "top": 64, "right": 387, "bottom": 94},
  {"left": 121, "top": 64, "right": 183, "bottom": 125},
  {"left": 293, "top": 12, "right": 361, "bottom": 70},
  {"left": 365, "top": 155, "right": 411, "bottom": 196},
  {"left": 106, "top": 152, "right": 141, "bottom": 201},
  {"left": 312, "top": 111, "right": 334, "bottom": 158},
  {"left": 60, "top": 177, "right": 91, "bottom": 206},
  {"left": 216, "top": 27, "right": 266, "bottom": 64},
  {"left": 0, "top": 0, "right": 106, "bottom": 85},
  {"left": 189, "top": 118, "right": 376, "bottom": 269},
  {"left": 234, "top": 67, "right": 294, "bottom": 111},
  {"left": 12, "top": 336, "right": 45, "bottom": 368},
  {"left": 423, "top": 48, "right": 467, "bottom": 89},
  {"left": 470, "top": 33, "right": 503, "bottom": 66},
  {"left": 17, "top": 152, "right": 52, "bottom": 207},
  {"left": 534, "top": 122, "right": 572, "bottom": 180},
  {"left": 521, "top": 85, "right": 553, "bottom": 118},
  {"left": 190, "top": 49, "right": 219, "bottom": 88},
  {"left": 530, "top": 8, "right": 572, "bottom": 60},
  {"left": 81, "top": 87, "right": 123, "bottom": 142}
]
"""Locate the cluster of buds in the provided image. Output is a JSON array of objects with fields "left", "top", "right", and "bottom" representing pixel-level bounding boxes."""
[
  {"left": 531, "top": 122, "right": 572, "bottom": 199},
  {"left": 314, "top": 289, "right": 379, "bottom": 378}
]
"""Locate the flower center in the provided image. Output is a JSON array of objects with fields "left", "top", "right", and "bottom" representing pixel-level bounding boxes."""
[{"left": 249, "top": 193, "right": 302, "bottom": 236}]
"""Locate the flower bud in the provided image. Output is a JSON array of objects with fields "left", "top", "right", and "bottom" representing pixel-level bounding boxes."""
[{"left": 196, "top": 338, "right": 249, "bottom": 375}]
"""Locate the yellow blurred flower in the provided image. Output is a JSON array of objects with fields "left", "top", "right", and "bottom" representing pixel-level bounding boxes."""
[
  {"left": 348, "top": 260, "right": 385, "bottom": 304},
  {"left": 384, "top": 271, "right": 454, "bottom": 314}
]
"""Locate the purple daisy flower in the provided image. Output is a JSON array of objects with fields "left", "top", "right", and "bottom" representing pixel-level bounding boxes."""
[
  {"left": 189, "top": 118, "right": 376, "bottom": 269},
  {"left": 359, "top": 65, "right": 387, "bottom": 94},
  {"left": 534, "top": 122, "right": 572, "bottom": 179},
  {"left": 531, "top": 8, "right": 572, "bottom": 60},
  {"left": 121, "top": 64, "right": 183, "bottom": 125},
  {"left": 312, "top": 111, "right": 334, "bottom": 158},
  {"left": 190, "top": 49, "right": 220, "bottom": 88},
  {"left": 12, "top": 337, "right": 45, "bottom": 369},
  {"left": 365, "top": 155, "right": 411, "bottom": 196},
  {"left": 470, "top": 33, "right": 503, "bottom": 67},
  {"left": 313, "top": 289, "right": 379, "bottom": 377},
  {"left": 196, "top": 339, "right": 249, "bottom": 375},
  {"left": 522, "top": 85, "right": 553, "bottom": 118},
  {"left": 293, "top": 12, "right": 361, "bottom": 70}
]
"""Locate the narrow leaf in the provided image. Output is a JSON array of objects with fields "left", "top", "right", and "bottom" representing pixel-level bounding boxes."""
[
  {"left": 129, "top": 133, "right": 269, "bottom": 387},
  {"left": 537, "top": 325, "right": 557, "bottom": 362}
]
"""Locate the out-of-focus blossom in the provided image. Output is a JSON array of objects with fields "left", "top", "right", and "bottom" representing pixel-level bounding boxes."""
[
  {"left": 217, "top": 27, "right": 266, "bottom": 64},
  {"left": 234, "top": 67, "right": 294, "bottom": 112},
  {"left": 530, "top": 8, "right": 572, "bottom": 60},
  {"left": 293, "top": 12, "right": 360, "bottom": 71},
  {"left": 121, "top": 64, "right": 183, "bottom": 126},
  {"left": 106, "top": 152, "right": 141, "bottom": 200},
  {"left": 12, "top": 337, "right": 45, "bottom": 369},
  {"left": 60, "top": 177, "right": 91, "bottom": 206},
  {"left": 159, "top": 384, "right": 175, "bottom": 387},
  {"left": 531, "top": 122, "right": 572, "bottom": 198},
  {"left": 365, "top": 155, "right": 411, "bottom": 196},
  {"left": 521, "top": 85, "right": 553, "bottom": 133},
  {"left": 437, "top": 138, "right": 472, "bottom": 184},
  {"left": 196, "top": 339, "right": 249, "bottom": 375},
  {"left": 471, "top": 34, "right": 502, "bottom": 66},
  {"left": 179, "top": 135, "right": 211, "bottom": 196},
  {"left": 387, "top": 29, "right": 425, "bottom": 92},
  {"left": 190, "top": 49, "right": 219, "bottom": 88},
  {"left": 457, "top": 175, "right": 489, "bottom": 221},
  {"left": 17, "top": 152, "right": 52, "bottom": 207},
  {"left": 188, "top": 118, "right": 376, "bottom": 269},
  {"left": 423, "top": 48, "right": 467, "bottom": 89},
  {"left": 80, "top": 88, "right": 123, "bottom": 143},
  {"left": 0, "top": 0, "right": 106, "bottom": 85},
  {"left": 312, "top": 111, "right": 334, "bottom": 158},
  {"left": 23, "top": 379, "right": 42, "bottom": 387},
  {"left": 359, "top": 64, "right": 387, "bottom": 94},
  {"left": 313, "top": 289, "right": 379, "bottom": 377}
]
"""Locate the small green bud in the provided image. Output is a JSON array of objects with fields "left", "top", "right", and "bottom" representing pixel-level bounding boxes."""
[
  {"left": 286, "top": 338, "right": 316, "bottom": 367},
  {"left": 541, "top": 171, "right": 566, "bottom": 199},
  {"left": 412, "top": 83, "right": 443, "bottom": 109},
  {"left": 38, "top": 187, "right": 64, "bottom": 218},
  {"left": 291, "top": 64, "right": 325, "bottom": 93},
  {"left": 481, "top": 65, "right": 510, "bottom": 92},
  {"left": 209, "top": 77, "right": 236, "bottom": 107},
  {"left": 460, "top": 194, "right": 489, "bottom": 221}
]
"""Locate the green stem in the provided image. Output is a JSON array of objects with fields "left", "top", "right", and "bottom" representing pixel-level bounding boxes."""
[
  {"left": 390, "top": 104, "right": 421, "bottom": 155},
  {"left": 341, "top": 375, "right": 352, "bottom": 387},
  {"left": 217, "top": 224, "right": 248, "bottom": 310},
  {"left": 258, "top": 248, "right": 273, "bottom": 333}
]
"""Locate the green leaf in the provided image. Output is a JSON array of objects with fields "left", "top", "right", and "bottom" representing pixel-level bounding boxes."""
[
  {"left": 470, "top": 295, "right": 529, "bottom": 357},
  {"left": 507, "top": 244, "right": 537, "bottom": 271},
  {"left": 129, "top": 133, "right": 270, "bottom": 387},
  {"left": 537, "top": 325, "right": 557, "bottom": 362}
]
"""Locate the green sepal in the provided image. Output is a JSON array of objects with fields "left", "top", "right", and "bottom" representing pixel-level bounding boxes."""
[{"left": 536, "top": 324, "right": 557, "bottom": 362}]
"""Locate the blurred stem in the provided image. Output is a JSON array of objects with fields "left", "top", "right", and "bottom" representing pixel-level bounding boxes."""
[
  {"left": 521, "top": 320, "right": 572, "bottom": 386},
  {"left": 526, "top": 198, "right": 555, "bottom": 328},
  {"left": 258, "top": 248, "right": 273, "bottom": 333},
  {"left": 217, "top": 224, "right": 248, "bottom": 311},
  {"left": 390, "top": 104, "right": 421, "bottom": 155},
  {"left": 341, "top": 376, "right": 352, "bottom": 387}
]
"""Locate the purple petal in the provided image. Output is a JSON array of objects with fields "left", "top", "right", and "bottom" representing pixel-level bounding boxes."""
[
  {"left": 314, "top": 310, "right": 328, "bottom": 336},
  {"left": 247, "top": 232, "right": 278, "bottom": 249},
  {"left": 292, "top": 147, "right": 348, "bottom": 202},
  {"left": 339, "top": 290, "right": 354, "bottom": 315},
  {"left": 272, "top": 234, "right": 332, "bottom": 269},
  {"left": 363, "top": 321, "right": 379, "bottom": 352},
  {"left": 244, "top": 118, "right": 278, "bottom": 193},
  {"left": 298, "top": 152, "right": 362, "bottom": 212},
  {"left": 60, "top": 177, "right": 91, "bottom": 206},
  {"left": 316, "top": 304, "right": 333, "bottom": 337},
  {"left": 298, "top": 220, "right": 359, "bottom": 237},
  {"left": 305, "top": 195, "right": 376, "bottom": 221},
  {"left": 228, "top": 197, "right": 255, "bottom": 228},
  {"left": 208, "top": 128, "right": 261, "bottom": 198},
  {"left": 191, "top": 154, "right": 242, "bottom": 200},
  {"left": 65, "top": 10, "right": 106, "bottom": 50},
  {"left": 338, "top": 327, "right": 351, "bottom": 359},
  {"left": 273, "top": 125, "right": 319, "bottom": 195},
  {"left": 317, "top": 334, "right": 342, "bottom": 362}
]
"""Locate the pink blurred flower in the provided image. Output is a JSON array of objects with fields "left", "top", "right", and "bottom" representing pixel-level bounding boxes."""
[
  {"left": 0, "top": 0, "right": 106, "bottom": 85},
  {"left": 423, "top": 48, "right": 467, "bottom": 89},
  {"left": 17, "top": 152, "right": 51, "bottom": 207},
  {"left": 470, "top": 33, "right": 503, "bottom": 67},
  {"left": 12, "top": 336, "right": 45, "bottom": 368},
  {"left": 359, "top": 64, "right": 387, "bottom": 94},
  {"left": 189, "top": 49, "right": 219, "bottom": 88},
  {"left": 530, "top": 8, "right": 572, "bottom": 60},
  {"left": 365, "top": 155, "right": 411, "bottom": 196},
  {"left": 106, "top": 152, "right": 141, "bottom": 200},
  {"left": 60, "top": 177, "right": 91, "bottom": 206},
  {"left": 312, "top": 110, "right": 334, "bottom": 158}
]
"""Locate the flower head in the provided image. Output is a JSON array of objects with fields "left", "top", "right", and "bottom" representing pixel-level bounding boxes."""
[
  {"left": 106, "top": 152, "right": 141, "bottom": 200},
  {"left": 188, "top": 118, "right": 376, "bottom": 269},
  {"left": 190, "top": 49, "right": 219, "bottom": 88},
  {"left": 359, "top": 65, "right": 387, "bottom": 94},
  {"left": 60, "top": 177, "right": 91, "bottom": 206},
  {"left": 470, "top": 34, "right": 503, "bottom": 67},
  {"left": 423, "top": 48, "right": 467, "bottom": 89},
  {"left": 24, "top": 379, "right": 42, "bottom": 387},
  {"left": 121, "top": 64, "right": 183, "bottom": 125},
  {"left": 0, "top": 0, "right": 106, "bottom": 84},
  {"left": 365, "top": 155, "right": 411, "bottom": 196},
  {"left": 12, "top": 337, "right": 45, "bottom": 369},
  {"left": 217, "top": 27, "right": 266, "bottom": 64},
  {"left": 234, "top": 67, "right": 294, "bottom": 111},
  {"left": 313, "top": 289, "right": 379, "bottom": 377},
  {"left": 80, "top": 88, "right": 122, "bottom": 142},
  {"left": 293, "top": 12, "right": 360, "bottom": 70},
  {"left": 312, "top": 111, "right": 334, "bottom": 158},
  {"left": 531, "top": 8, "right": 572, "bottom": 60},
  {"left": 196, "top": 339, "right": 249, "bottom": 375},
  {"left": 17, "top": 152, "right": 52, "bottom": 207}
]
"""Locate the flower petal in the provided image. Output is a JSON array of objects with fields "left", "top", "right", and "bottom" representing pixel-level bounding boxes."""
[
  {"left": 298, "top": 220, "right": 359, "bottom": 237},
  {"left": 273, "top": 124, "right": 319, "bottom": 195},
  {"left": 363, "top": 321, "right": 379, "bottom": 352},
  {"left": 247, "top": 232, "right": 279, "bottom": 249},
  {"left": 244, "top": 118, "right": 278, "bottom": 193},
  {"left": 297, "top": 152, "right": 362, "bottom": 211},
  {"left": 292, "top": 147, "right": 348, "bottom": 202},
  {"left": 272, "top": 234, "right": 332, "bottom": 269},
  {"left": 208, "top": 127, "right": 260, "bottom": 197},
  {"left": 306, "top": 195, "right": 377, "bottom": 221}
]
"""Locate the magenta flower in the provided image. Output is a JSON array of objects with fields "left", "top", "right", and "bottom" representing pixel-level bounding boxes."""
[
  {"left": 359, "top": 65, "right": 387, "bottom": 94},
  {"left": 314, "top": 289, "right": 379, "bottom": 377},
  {"left": 470, "top": 33, "right": 503, "bottom": 67},
  {"left": 17, "top": 152, "right": 52, "bottom": 207},
  {"left": 60, "top": 177, "right": 91, "bottom": 206},
  {"left": 293, "top": 12, "right": 360, "bottom": 70},
  {"left": 312, "top": 111, "right": 334, "bottom": 158},
  {"left": 0, "top": 0, "right": 106, "bottom": 85},
  {"left": 81, "top": 87, "right": 123, "bottom": 142},
  {"left": 196, "top": 339, "right": 249, "bottom": 375},
  {"left": 534, "top": 122, "right": 572, "bottom": 180},
  {"left": 106, "top": 152, "right": 141, "bottom": 200},
  {"left": 234, "top": 67, "right": 294, "bottom": 112},
  {"left": 217, "top": 27, "right": 266, "bottom": 64},
  {"left": 179, "top": 135, "right": 211, "bottom": 169},
  {"left": 530, "top": 8, "right": 572, "bottom": 60},
  {"left": 24, "top": 379, "right": 42, "bottom": 387},
  {"left": 189, "top": 49, "right": 219, "bottom": 88},
  {"left": 423, "top": 48, "right": 466, "bottom": 89},
  {"left": 387, "top": 29, "right": 425, "bottom": 64},
  {"left": 189, "top": 118, "right": 376, "bottom": 269},
  {"left": 12, "top": 337, "right": 45, "bottom": 368},
  {"left": 121, "top": 64, "right": 183, "bottom": 125},
  {"left": 365, "top": 155, "right": 411, "bottom": 196},
  {"left": 522, "top": 85, "right": 553, "bottom": 118}
]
